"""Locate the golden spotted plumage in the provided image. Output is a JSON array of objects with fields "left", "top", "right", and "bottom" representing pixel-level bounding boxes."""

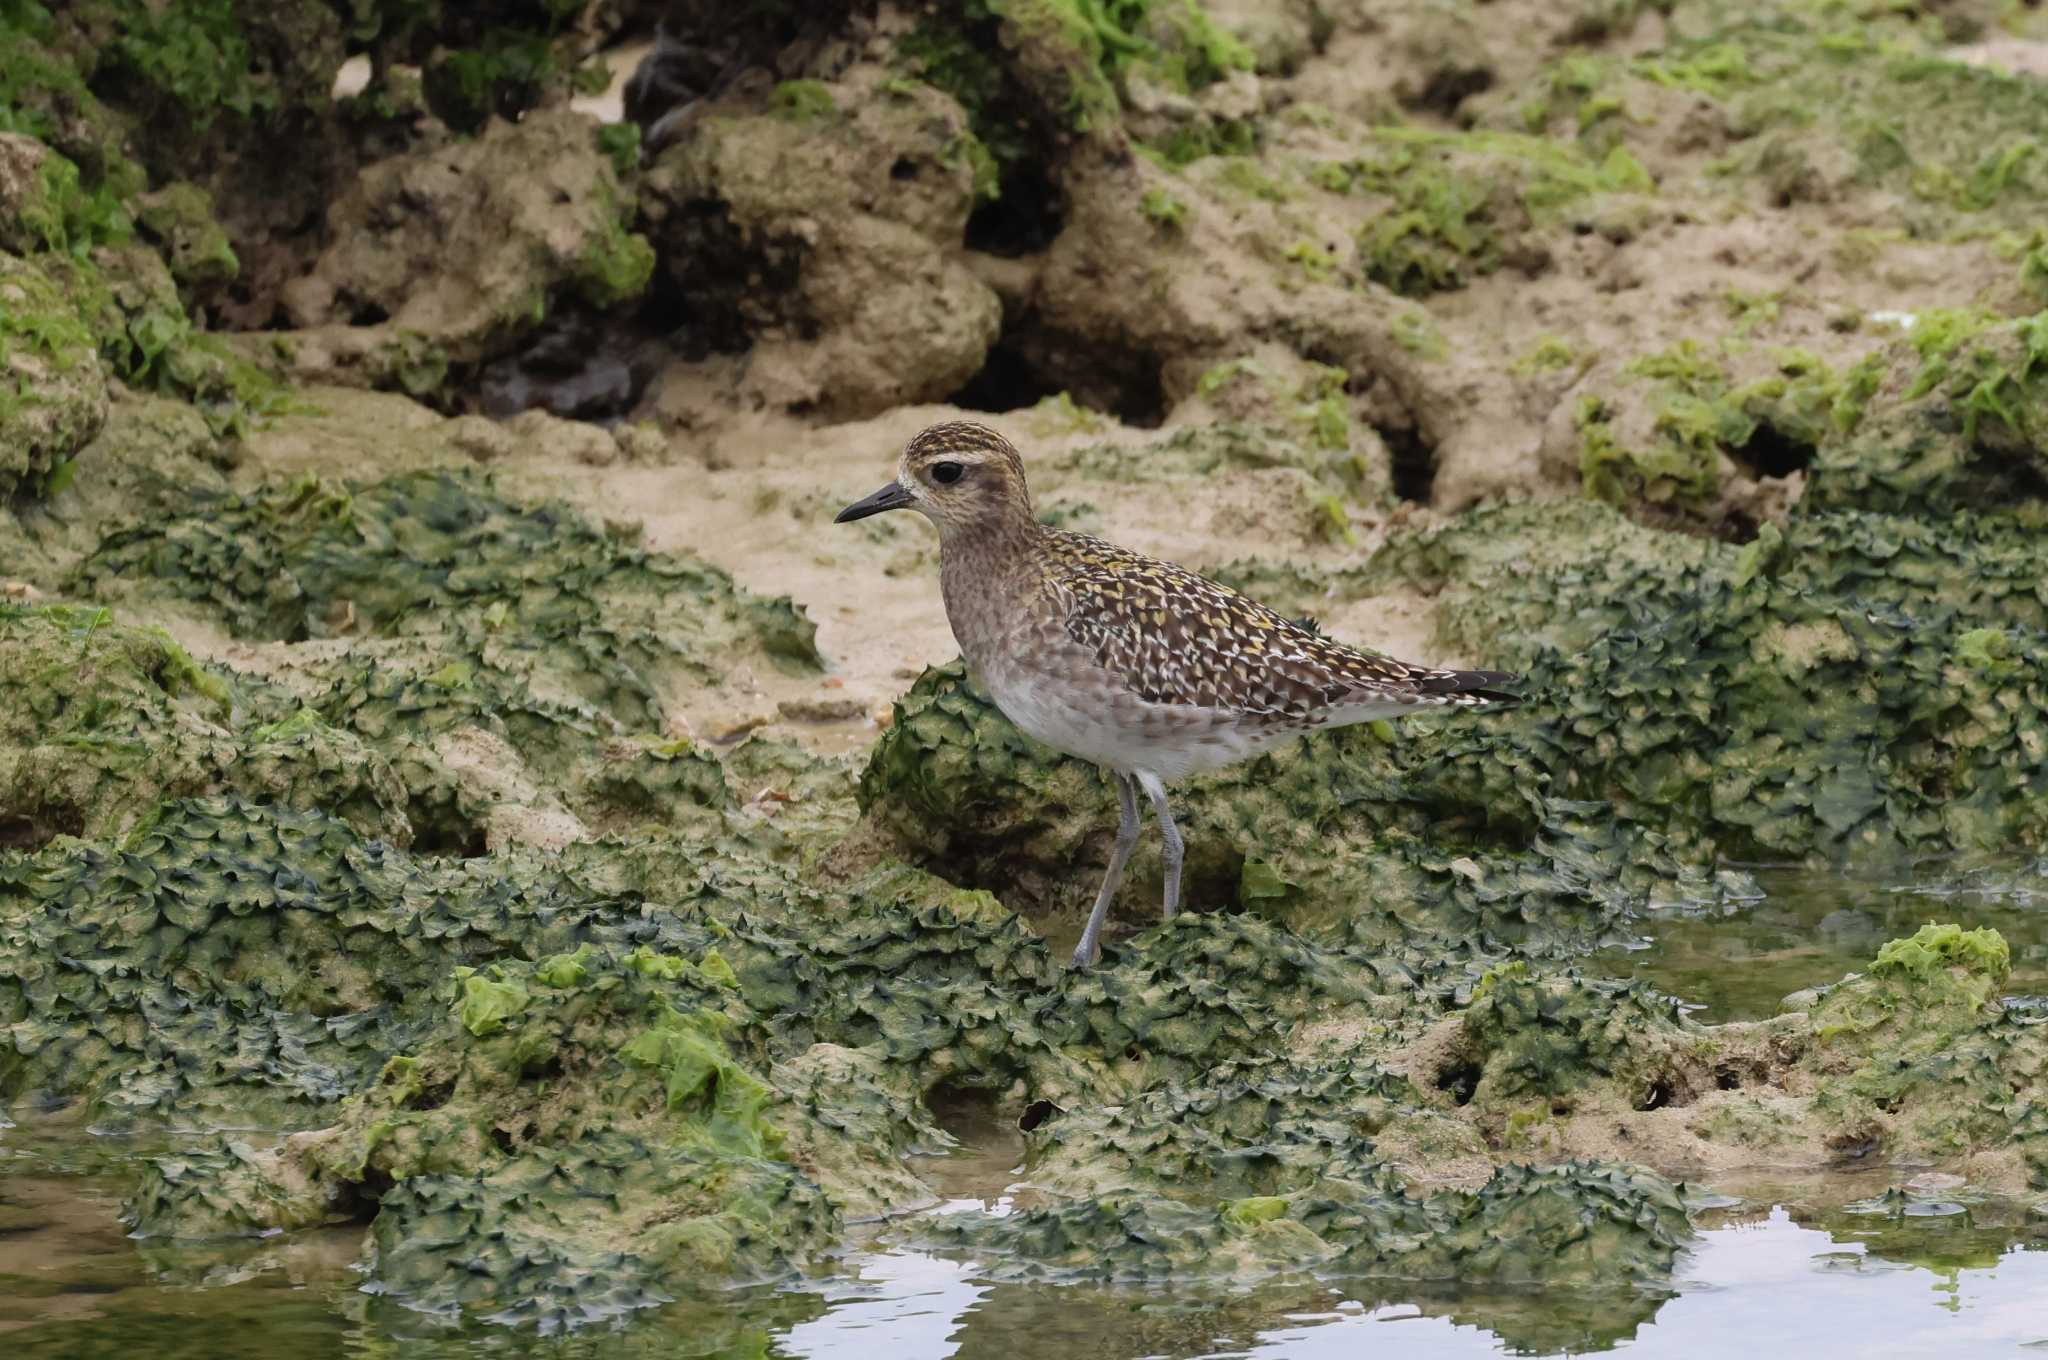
[{"left": 1038, "top": 529, "right": 1516, "bottom": 719}]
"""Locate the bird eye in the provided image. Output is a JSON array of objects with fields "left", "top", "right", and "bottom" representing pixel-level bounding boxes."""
[{"left": 930, "top": 461, "right": 965, "bottom": 485}]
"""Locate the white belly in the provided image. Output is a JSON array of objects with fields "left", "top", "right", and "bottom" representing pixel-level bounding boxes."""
[{"left": 980, "top": 665, "right": 1292, "bottom": 783}]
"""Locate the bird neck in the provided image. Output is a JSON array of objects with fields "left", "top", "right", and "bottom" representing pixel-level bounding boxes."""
[{"left": 939, "top": 512, "right": 1045, "bottom": 648}]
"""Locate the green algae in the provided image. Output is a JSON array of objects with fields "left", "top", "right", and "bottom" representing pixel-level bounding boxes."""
[
  {"left": 77, "top": 466, "right": 821, "bottom": 710},
  {"left": 0, "top": 248, "right": 106, "bottom": 498},
  {"left": 0, "top": 604, "right": 407, "bottom": 846},
  {"left": 135, "top": 181, "right": 238, "bottom": 293},
  {"left": 1807, "top": 309, "right": 2048, "bottom": 518},
  {"left": 1357, "top": 498, "right": 2048, "bottom": 864},
  {"left": 1575, "top": 339, "right": 1853, "bottom": 513},
  {"left": 1314, "top": 129, "right": 1652, "bottom": 296}
]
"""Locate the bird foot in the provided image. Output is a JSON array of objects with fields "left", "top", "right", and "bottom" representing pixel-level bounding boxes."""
[{"left": 1068, "top": 941, "right": 1100, "bottom": 969}]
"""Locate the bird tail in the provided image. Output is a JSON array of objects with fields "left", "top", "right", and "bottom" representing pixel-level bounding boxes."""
[{"left": 1417, "top": 669, "right": 1524, "bottom": 707}]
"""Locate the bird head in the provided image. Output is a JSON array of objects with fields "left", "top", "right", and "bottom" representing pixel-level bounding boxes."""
[{"left": 834, "top": 421, "right": 1034, "bottom": 538}]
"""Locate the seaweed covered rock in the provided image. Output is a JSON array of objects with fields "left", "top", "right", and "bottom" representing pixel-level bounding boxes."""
[
  {"left": 127, "top": 945, "right": 848, "bottom": 1329},
  {"left": 0, "top": 250, "right": 109, "bottom": 499},
  {"left": 859, "top": 656, "right": 1728, "bottom": 955},
  {"left": 73, "top": 466, "right": 820, "bottom": 845},
  {"left": 1807, "top": 311, "right": 2048, "bottom": 518},
  {"left": 1801, "top": 924, "right": 2048, "bottom": 1184},
  {"left": 0, "top": 604, "right": 406, "bottom": 847},
  {"left": 0, "top": 393, "right": 232, "bottom": 582},
  {"left": 641, "top": 74, "right": 1000, "bottom": 419},
  {"left": 286, "top": 108, "right": 652, "bottom": 368},
  {"left": 1358, "top": 498, "right": 2048, "bottom": 863}
]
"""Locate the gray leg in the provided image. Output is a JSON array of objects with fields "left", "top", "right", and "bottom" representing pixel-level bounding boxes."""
[
  {"left": 1071, "top": 772, "right": 1140, "bottom": 968},
  {"left": 1136, "top": 771, "right": 1183, "bottom": 920}
]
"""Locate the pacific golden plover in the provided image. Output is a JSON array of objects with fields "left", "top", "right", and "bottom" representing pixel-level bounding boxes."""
[{"left": 837, "top": 421, "right": 1521, "bottom": 967}]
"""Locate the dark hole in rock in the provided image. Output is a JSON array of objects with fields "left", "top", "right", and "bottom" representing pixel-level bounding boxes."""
[
  {"left": 407, "top": 1078, "right": 456, "bottom": 1112},
  {"left": 1636, "top": 1081, "right": 1672, "bottom": 1112},
  {"left": 1715, "top": 1066, "right": 1742, "bottom": 1091},
  {"left": 1734, "top": 422, "right": 1815, "bottom": 479},
  {"left": 409, "top": 818, "right": 490, "bottom": 859},
  {"left": 1406, "top": 66, "right": 1494, "bottom": 119},
  {"left": 966, "top": 159, "right": 1066, "bottom": 258},
  {"left": 947, "top": 326, "right": 1165, "bottom": 428},
  {"left": 890, "top": 156, "right": 919, "bottom": 181},
  {"left": 924, "top": 1081, "right": 1006, "bottom": 1144},
  {"left": 0, "top": 813, "right": 65, "bottom": 850},
  {"left": 471, "top": 305, "right": 669, "bottom": 425},
  {"left": 333, "top": 1165, "right": 396, "bottom": 1223},
  {"left": 1436, "top": 1059, "right": 1480, "bottom": 1106},
  {"left": 1718, "top": 510, "right": 1763, "bottom": 545},
  {"left": 0, "top": 805, "right": 83, "bottom": 851},
  {"left": 1386, "top": 425, "right": 1438, "bottom": 503},
  {"left": 948, "top": 336, "right": 1065, "bottom": 416},
  {"left": 350, "top": 300, "right": 390, "bottom": 326},
  {"left": 1018, "top": 1099, "right": 1056, "bottom": 1132}
]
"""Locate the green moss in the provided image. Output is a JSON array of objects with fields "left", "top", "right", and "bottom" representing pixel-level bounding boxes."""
[
  {"left": 1392, "top": 310, "right": 1447, "bottom": 360},
  {"left": 0, "top": 603, "right": 407, "bottom": 847},
  {"left": 424, "top": 28, "right": 557, "bottom": 133},
  {"left": 1215, "top": 155, "right": 1287, "bottom": 200},
  {"left": 1281, "top": 239, "right": 1334, "bottom": 280},
  {"left": 1579, "top": 340, "right": 1856, "bottom": 512},
  {"left": 595, "top": 121, "right": 640, "bottom": 177},
  {"left": 574, "top": 217, "right": 656, "bottom": 309},
  {"left": 0, "top": 250, "right": 107, "bottom": 497},
  {"left": 1140, "top": 185, "right": 1189, "bottom": 230},
  {"left": 1221, "top": 1194, "right": 1289, "bottom": 1226},
  {"left": 136, "top": 182, "right": 239, "bottom": 290},
  {"left": 104, "top": 0, "right": 275, "bottom": 125},
  {"left": 770, "top": 79, "right": 838, "bottom": 122},
  {"left": 1333, "top": 130, "right": 1653, "bottom": 296},
  {"left": 948, "top": 129, "right": 1002, "bottom": 201},
  {"left": 10, "top": 151, "right": 133, "bottom": 258},
  {"left": 458, "top": 968, "right": 532, "bottom": 1036},
  {"left": 1512, "top": 335, "right": 1580, "bottom": 375},
  {"left": 1809, "top": 309, "right": 2048, "bottom": 516}
]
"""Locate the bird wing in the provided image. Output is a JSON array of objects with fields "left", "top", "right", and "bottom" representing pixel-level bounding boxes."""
[{"left": 1040, "top": 531, "right": 1514, "bottom": 718}]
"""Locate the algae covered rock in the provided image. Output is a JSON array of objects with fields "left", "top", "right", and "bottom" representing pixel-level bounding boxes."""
[
  {"left": 290, "top": 108, "right": 652, "bottom": 365},
  {"left": 0, "top": 250, "right": 109, "bottom": 499},
  {"left": 70, "top": 466, "right": 823, "bottom": 846},
  {"left": 1362, "top": 498, "right": 2048, "bottom": 864},
  {"left": 1808, "top": 310, "right": 2048, "bottom": 519},
  {"left": 0, "top": 604, "right": 406, "bottom": 847},
  {"left": 131, "top": 944, "right": 845, "bottom": 1330},
  {"left": 1802, "top": 924, "right": 2048, "bottom": 1182}
]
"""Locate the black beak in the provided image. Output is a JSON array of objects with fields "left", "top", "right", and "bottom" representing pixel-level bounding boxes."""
[{"left": 835, "top": 480, "right": 913, "bottom": 523}]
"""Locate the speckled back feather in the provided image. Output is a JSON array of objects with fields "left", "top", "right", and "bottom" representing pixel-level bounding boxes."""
[{"left": 1037, "top": 530, "right": 1518, "bottom": 720}]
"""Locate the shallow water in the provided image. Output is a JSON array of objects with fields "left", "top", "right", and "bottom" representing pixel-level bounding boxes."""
[
  {"left": 1, "top": 1122, "right": 2045, "bottom": 1358},
  {"left": 7, "top": 863, "right": 2048, "bottom": 1356},
  {"left": 1593, "top": 860, "right": 2048, "bottom": 1022}
]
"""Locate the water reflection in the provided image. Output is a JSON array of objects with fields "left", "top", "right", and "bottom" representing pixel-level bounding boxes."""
[
  {"left": 1595, "top": 860, "right": 2048, "bottom": 1021},
  {"left": 0, "top": 1146, "right": 2043, "bottom": 1358}
]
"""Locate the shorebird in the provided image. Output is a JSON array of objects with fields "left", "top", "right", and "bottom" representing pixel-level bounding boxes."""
[{"left": 836, "top": 421, "right": 1521, "bottom": 967}]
